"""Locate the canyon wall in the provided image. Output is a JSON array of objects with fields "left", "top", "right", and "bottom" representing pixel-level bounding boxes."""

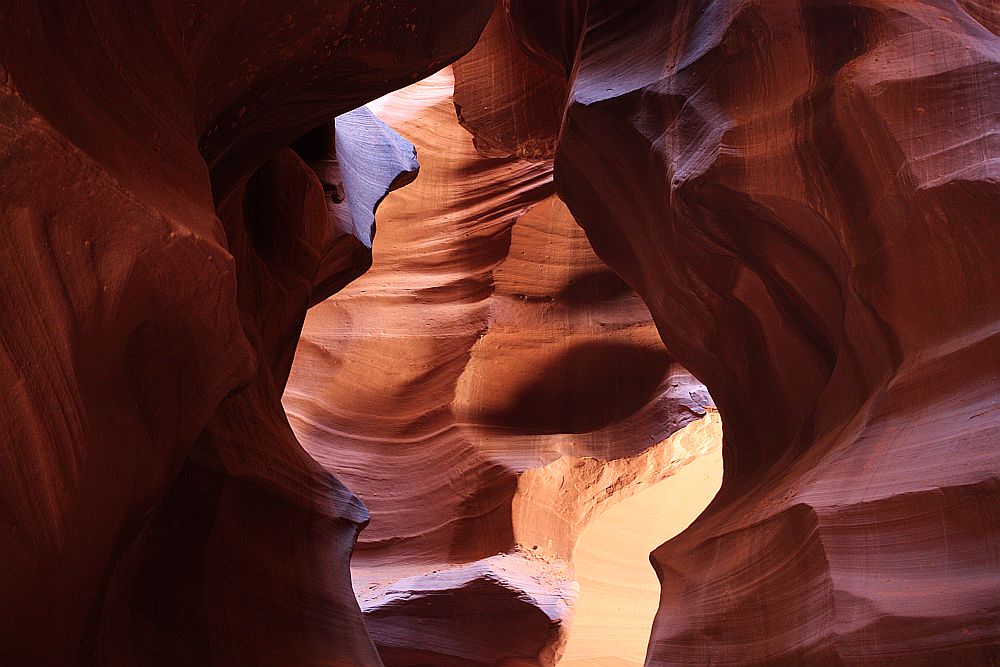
[
  {"left": 0, "top": 3, "right": 493, "bottom": 664},
  {"left": 1, "top": 1, "right": 998, "bottom": 665},
  {"left": 284, "top": 70, "right": 721, "bottom": 666},
  {"left": 469, "top": 1, "right": 1000, "bottom": 663}
]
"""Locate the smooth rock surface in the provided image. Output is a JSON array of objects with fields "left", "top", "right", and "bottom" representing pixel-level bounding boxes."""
[
  {"left": 0, "top": 3, "right": 493, "bottom": 664},
  {"left": 3, "top": 1, "right": 997, "bottom": 665},
  {"left": 560, "top": 445, "right": 724, "bottom": 666},
  {"left": 475, "top": 1, "right": 1000, "bottom": 663},
  {"left": 285, "top": 68, "right": 722, "bottom": 665}
]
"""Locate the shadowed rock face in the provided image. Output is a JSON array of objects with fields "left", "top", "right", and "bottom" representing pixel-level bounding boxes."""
[
  {"left": 460, "top": 0, "right": 999, "bottom": 664},
  {"left": 1, "top": 2, "right": 998, "bottom": 667},
  {"left": 0, "top": 3, "right": 493, "bottom": 665}
]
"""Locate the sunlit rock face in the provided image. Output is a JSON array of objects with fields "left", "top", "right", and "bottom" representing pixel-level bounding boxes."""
[
  {"left": 284, "top": 69, "right": 721, "bottom": 666},
  {"left": 464, "top": 1, "right": 1000, "bottom": 664}
]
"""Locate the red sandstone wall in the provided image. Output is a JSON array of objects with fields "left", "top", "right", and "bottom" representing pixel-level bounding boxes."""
[{"left": 1, "top": 1, "right": 997, "bottom": 665}]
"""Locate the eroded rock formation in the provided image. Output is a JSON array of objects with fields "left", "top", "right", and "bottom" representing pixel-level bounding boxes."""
[
  {"left": 464, "top": 1, "right": 1000, "bottom": 663},
  {"left": 0, "top": 3, "right": 493, "bottom": 664},
  {"left": 2, "top": 1, "right": 998, "bottom": 666},
  {"left": 283, "top": 70, "right": 721, "bottom": 665}
]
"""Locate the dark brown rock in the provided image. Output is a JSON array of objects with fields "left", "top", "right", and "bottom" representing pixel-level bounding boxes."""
[
  {"left": 0, "top": 3, "right": 491, "bottom": 664},
  {"left": 495, "top": 1, "right": 1000, "bottom": 663}
]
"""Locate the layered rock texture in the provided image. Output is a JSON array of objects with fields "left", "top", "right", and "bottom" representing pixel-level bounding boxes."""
[
  {"left": 2, "top": 1, "right": 999, "bottom": 666},
  {"left": 0, "top": 3, "right": 494, "bottom": 664},
  {"left": 284, "top": 70, "right": 721, "bottom": 665},
  {"left": 477, "top": 1, "right": 1000, "bottom": 664}
]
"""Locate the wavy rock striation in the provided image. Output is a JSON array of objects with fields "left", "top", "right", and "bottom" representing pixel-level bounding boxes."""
[
  {"left": 0, "top": 3, "right": 493, "bottom": 665},
  {"left": 3, "top": 1, "right": 997, "bottom": 665},
  {"left": 284, "top": 69, "right": 721, "bottom": 665},
  {"left": 460, "top": 0, "right": 1000, "bottom": 663}
]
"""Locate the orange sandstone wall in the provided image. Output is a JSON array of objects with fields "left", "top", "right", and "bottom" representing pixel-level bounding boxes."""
[{"left": 285, "top": 70, "right": 720, "bottom": 666}]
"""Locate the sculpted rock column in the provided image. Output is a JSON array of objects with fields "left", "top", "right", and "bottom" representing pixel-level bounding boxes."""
[
  {"left": 0, "top": 2, "right": 494, "bottom": 664},
  {"left": 492, "top": 0, "right": 1000, "bottom": 663}
]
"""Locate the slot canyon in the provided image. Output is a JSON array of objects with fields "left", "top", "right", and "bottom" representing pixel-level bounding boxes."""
[{"left": 0, "top": 1, "right": 997, "bottom": 666}]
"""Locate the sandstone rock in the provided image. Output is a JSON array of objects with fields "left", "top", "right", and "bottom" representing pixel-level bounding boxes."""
[
  {"left": 3, "top": 1, "right": 997, "bottom": 665},
  {"left": 363, "top": 554, "right": 575, "bottom": 667},
  {"left": 284, "top": 68, "right": 721, "bottom": 665},
  {"left": 478, "top": 0, "right": 1000, "bottom": 663},
  {"left": 0, "top": 2, "right": 492, "bottom": 664}
]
